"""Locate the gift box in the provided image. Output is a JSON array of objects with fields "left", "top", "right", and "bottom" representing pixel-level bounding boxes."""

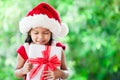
[{"left": 26, "top": 44, "right": 62, "bottom": 80}]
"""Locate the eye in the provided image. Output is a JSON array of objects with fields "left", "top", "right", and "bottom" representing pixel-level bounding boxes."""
[
  {"left": 44, "top": 31, "right": 50, "bottom": 34},
  {"left": 34, "top": 32, "right": 39, "bottom": 34}
]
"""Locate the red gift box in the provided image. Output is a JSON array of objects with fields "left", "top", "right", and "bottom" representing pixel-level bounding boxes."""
[{"left": 25, "top": 44, "right": 62, "bottom": 80}]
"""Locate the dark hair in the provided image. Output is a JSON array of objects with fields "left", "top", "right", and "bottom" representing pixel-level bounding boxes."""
[
  {"left": 25, "top": 34, "right": 53, "bottom": 45},
  {"left": 25, "top": 34, "right": 32, "bottom": 44}
]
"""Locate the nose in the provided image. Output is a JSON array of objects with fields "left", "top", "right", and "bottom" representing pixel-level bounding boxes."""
[{"left": 37, "top": 33, "right": 43, "bottom": 40}]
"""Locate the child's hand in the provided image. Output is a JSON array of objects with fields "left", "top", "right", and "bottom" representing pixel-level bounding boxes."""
[
  {"left": 44, "top": 68, "right": 61, "bottom": 80},
  {"left": 22, "top": 60, "right": 33, "bottom": 74}
]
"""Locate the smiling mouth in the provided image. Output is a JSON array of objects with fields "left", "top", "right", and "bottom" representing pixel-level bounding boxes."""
[{"left": 36, "top": 41, "right": 45, "bottom": 44}]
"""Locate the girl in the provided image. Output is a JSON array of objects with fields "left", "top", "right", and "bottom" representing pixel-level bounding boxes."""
[{"left": 14, "top": 2, "right": 69, "bottom": 80}]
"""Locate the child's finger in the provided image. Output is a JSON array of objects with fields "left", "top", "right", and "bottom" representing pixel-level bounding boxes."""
[
  {"left": 44, "top": 70, "right": 53, "bottom": 75},
  {"left": 44, "top": 72, "right": 51, "bottom": 76},
  {"left": 44, "top": 76, "right": 54, "bottom": 80},
  {"left": 43, "top": 70, "right": 55, "bottom": 79}
]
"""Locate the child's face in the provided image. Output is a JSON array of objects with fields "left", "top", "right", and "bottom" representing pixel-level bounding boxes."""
[{"left": 30, "top": 27, "right": 51, "bottom": 45}]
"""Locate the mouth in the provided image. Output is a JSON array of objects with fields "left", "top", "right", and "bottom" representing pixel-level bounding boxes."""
[{"left": 36, "top": 41, "right": 45, "bottom": 45}]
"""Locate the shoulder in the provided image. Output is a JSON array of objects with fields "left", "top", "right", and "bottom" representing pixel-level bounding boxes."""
[
  {"left": 17, "top": 45, "right": 25, "bottom": 53},
  {"left": 52, "top": 41, "right": 66, "bottom": 50},
  {"left": 16, "top": 44, "right": 28, "bottom": 61}
]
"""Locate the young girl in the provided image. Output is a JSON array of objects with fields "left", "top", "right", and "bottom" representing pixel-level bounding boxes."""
[{"left": 14, "top": 2, "right": 69, "bottom": 80}]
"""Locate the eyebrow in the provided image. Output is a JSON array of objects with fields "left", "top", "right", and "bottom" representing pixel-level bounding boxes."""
[{"left": 44, "top": 30, "right": 50, "bottom": 32}]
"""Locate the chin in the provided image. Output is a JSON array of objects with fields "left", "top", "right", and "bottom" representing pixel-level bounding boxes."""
[{"left": 35, "top": 42, "right": 46, "bottom": 45}]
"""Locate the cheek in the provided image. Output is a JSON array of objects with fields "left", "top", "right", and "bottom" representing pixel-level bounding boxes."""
[
  {"left": 48, "top": 34, "right": 52, "bottom": 39},
  {"left": 31, "top": 35, "right": 37, "bottom": 41},
  {"left": 45, "top": 34, "right": 51, "bottom": 40}
]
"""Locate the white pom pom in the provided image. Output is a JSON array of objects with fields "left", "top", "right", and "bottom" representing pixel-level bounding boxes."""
[{"left": 58, "top": 23, "right": 69, "bottom": 37}]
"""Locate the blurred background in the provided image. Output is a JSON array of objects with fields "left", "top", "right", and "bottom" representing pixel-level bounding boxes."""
[{"left": 0, "top": 0, "right": 120, "bottom": 80}]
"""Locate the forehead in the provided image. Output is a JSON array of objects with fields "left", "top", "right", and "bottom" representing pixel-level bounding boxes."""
[{"left": 31, "top": 27, "right": 50, "bottom": 31}]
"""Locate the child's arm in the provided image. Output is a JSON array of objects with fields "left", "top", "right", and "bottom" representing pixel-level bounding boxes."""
[
  {"left": 59, "top": 51, "right": 69, "bottom": 79},
  {"left": 14, "top": 54, "right": 32, "bottom": 78}
]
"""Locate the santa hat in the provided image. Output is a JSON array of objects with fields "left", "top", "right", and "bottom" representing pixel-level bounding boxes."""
[{"left": 19, "top": 2, "right": 69, "bottom": 39}]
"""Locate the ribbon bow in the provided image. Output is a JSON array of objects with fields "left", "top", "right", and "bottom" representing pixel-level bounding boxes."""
[{"left": 28, "top": 46, "right": 61, "bottom": 80}]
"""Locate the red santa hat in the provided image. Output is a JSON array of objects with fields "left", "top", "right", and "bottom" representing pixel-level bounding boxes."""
[{"left": 19, "top": 2, "right": 69, "bottom": 39}]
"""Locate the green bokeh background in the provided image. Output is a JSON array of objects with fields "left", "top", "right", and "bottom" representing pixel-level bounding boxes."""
[{"left": 0, "top": 0, "right": 120, "bottom": 80}]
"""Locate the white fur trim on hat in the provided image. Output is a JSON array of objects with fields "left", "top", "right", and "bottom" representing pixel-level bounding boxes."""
[{"left": 19, "top": 14, "right": 68, "bottom": 38}]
